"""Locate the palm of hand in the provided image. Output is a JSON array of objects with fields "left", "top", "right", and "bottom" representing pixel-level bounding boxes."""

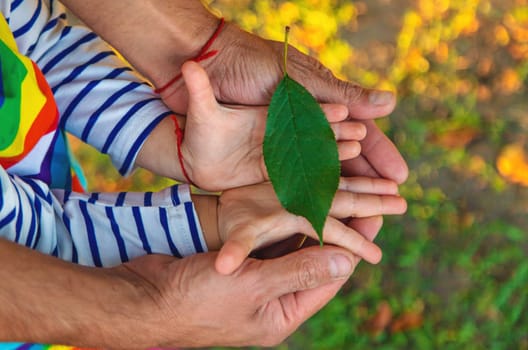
[
  {"left": 217, "top": 184, "right": 306, "bottom": 247},
  {"left": 183, "top": 103, "right": 268, "bottom": 192},
  {"left": 179, "top": 61, "right": 268, "bottom": 191}
]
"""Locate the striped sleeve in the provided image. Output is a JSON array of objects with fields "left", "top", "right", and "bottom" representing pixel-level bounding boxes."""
[
  {"left": 5, "top": 0, "right": 173, "bottom": 176},
  {"left": 0, "top": 166, "right": 208, "bottom": 267}
]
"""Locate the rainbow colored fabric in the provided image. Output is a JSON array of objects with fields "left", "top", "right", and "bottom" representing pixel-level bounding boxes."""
[
  {"left": 0, "top": 344, "right": 95, "bottom": 350},
  {"left": 0, "top": 345, "right": 169, "bottom": 350},
  {"left": 0, "top": 14, "right": 84, "bottom": 191}
]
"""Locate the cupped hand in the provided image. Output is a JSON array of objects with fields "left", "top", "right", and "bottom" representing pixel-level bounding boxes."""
[
  {"left": 215, "top": 177, "right": 407, "bottom": 275},
  {"left": 119, "top": 246, "right": 355, "bottom": 348},
  {"left": 159, "top": 22, "right": 408, "bottom": 185},
  {"left": 180, "top": 61, "right": 366, "bottom": 191}
]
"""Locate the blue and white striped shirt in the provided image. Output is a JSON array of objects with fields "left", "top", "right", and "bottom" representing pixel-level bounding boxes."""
[
  {"left": 0, "top": 169, "right": 207, "bottom": 266},
  {"left": 0, "top": 0, "right": 208, "bottom": 266}
]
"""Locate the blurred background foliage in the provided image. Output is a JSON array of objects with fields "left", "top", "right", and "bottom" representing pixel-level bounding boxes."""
[{"left": 72, "top": 0, "right": 528, "bottom": 348}]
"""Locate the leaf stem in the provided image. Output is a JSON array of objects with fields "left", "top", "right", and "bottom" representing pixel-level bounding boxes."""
[{"left": 284, "top": 26, "right": 290, "bottom": 77}]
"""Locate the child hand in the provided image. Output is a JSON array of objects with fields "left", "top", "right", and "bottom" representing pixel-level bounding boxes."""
[
  {"left": 179, "top": 61, "right": 366, "bottom": 191},
  {"left": 215, "top": 177, "right": 407, "bottom": 275}
]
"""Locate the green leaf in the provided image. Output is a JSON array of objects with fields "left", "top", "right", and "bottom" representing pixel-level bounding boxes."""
[{"left": 263, "top": 74, "right": 340, "bottom": 242}]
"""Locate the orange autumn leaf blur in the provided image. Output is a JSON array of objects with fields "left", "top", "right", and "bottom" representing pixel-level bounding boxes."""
[
  {"left": 497, "top": 143, "right": 528, "bottom": 186},
  {"left": 495, "top": 68, "right": 522, "bottom": 95},
  {"left": 429, "top": 127, "right": 480, "bottom": 148},
  {"left": 389, "top": 311, "right": 424, "bottom": 333},
  {"left": 493, "top": 24, "right": 510, "bottom": 46},
  {"left": 363, "top": 301, "right": 393, "bottom": 336}
]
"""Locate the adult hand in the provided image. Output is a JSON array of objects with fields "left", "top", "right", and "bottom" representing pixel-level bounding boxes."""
[
  {"left": 158, "top": 22, "right": 408, "bottom": 186},
  {"left": 121, "top": 246, "right": 356, "bottom": 348},
  {"left": 0, "top": 239, "right": 351, "bottom": 349}
]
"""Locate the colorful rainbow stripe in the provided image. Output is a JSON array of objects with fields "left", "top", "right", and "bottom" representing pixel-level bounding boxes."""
[
  {"left": 0, "top": 15, "right": 58, "bottom": 171},
  {"left": 0, "top": 345, "right": 172, "bottom": 350},
  {"left": 0, "top": 344, "right": 96, "bottom": 350},
  {"left": 0, "top": 14, "right": 84, "bottom": 191}
]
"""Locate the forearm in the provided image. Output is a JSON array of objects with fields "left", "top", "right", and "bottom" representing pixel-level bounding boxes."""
[
  {"left": 61, "top": 0, "right": 218, "bottom": 86},
  {"left": 0, "top": 238, "right": 145, "bottom": 347},
  {"left": 191, "top": 193, "right": 221, "bottom": 251},
  {"left": 135, "top": 115, "right": 185, "bottom": 181}
]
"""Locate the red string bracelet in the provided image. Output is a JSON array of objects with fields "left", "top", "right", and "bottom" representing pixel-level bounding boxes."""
[
  {"left": 154, "top": 17, "right": 225, "bottom": 94},
  {"left": 158, "top": 18, "right": 225, "bottom": 186},
  {"left": 171, "top": 115, "right": 193, "bottom": 185}
]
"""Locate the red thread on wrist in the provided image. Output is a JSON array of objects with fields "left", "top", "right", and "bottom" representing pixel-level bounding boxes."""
[
  {"left": 171, "top": 115, "right": 193, "bottom": 185},
  {"left": 154, "top": 17, "right": 225, "bottom": 94}
]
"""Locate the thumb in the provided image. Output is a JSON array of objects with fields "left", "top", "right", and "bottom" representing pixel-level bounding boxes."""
[
  {"left": 257, "top": 246, "right": 357, "bottom": 298},
  {"left": 287, "top": 46, "right": 396, "bottom": 119},
  {"left": 215, "top": 238, "right": 253, "bottom": 275},
  {"left": 181, "top": 61, "right": 218, "bottom": 121}
]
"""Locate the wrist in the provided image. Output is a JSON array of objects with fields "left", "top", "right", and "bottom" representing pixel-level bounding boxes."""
[
  {"left": 136, "top": 115, "right": 188, "bottom": 182},
  {"left": 191, "top": 194, "right": 221, "bottom": 250},
  {"left": 147, "top": 3, "right": 220, "bottom": 88},
  {"left": 63, "top": 0, "right": 219, "bottom": 87}
]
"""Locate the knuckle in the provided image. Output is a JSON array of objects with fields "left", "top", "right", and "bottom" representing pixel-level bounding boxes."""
[
  {"left": 290, "top": 46, "right": 367, "bottom": 106},
  {"left": 293, "top": 258, "right": 325, "bottom": 290},
  {"left": 349, "top": 193, "right": 359, "bottom": 216},
  {"left": 337, "top": 80, "right": 364, "bottom": 105}
]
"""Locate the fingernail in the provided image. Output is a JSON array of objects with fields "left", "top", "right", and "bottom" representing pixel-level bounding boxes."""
[
  {"left": 329, "top": 255, "right": 352, "bottom": 278},
  {"left": 368, "top": 91, "right": 393, "bottom": 106}
]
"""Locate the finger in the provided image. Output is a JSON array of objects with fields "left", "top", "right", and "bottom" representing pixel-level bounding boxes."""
[
  {"left": 339, "top": 177, "right": 399, "bottom": 195},
  {"left": 288, "top": 47, "right": 396, "bottom": 119},
  {"left": 344, "top": 120, "right": 409, "bottom": 184},
  {"left": 331, "top": 121, "right": 367, "bottom": 141},
  {"left": 181, "top": 61, "right": 218, "bottom": 119},
  {"left": 320, "top": 104, "right": 349, "bottom": 123},
  {"left": 341, "top": 154, "right": 380, "bottom": 179},
  {"left": 347, "top": 216, "right": 384, "bottom": 242},
  {"left": 257, "top": 246, "right": 355, "bottom": 298},
  {"left": 337, "top": 141, "right": 361, "bottom": 160},
  {"left": 275, "top": 279, "right": 346, "bottom": 332},
  {"left": 323, "top": 217, "right": 382, "bottom": 264},
  {"left": 330, "top": 191, "right": 407, "bottom": 218},
  {"left": 216, "top": 212, "right": 314, "bottom": 274},
  {"left": 215, "top": 239, "right": 253, "bottom": 275},
  {"left": 342, "top": 87, "right": 397, "bottom": 120}
]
